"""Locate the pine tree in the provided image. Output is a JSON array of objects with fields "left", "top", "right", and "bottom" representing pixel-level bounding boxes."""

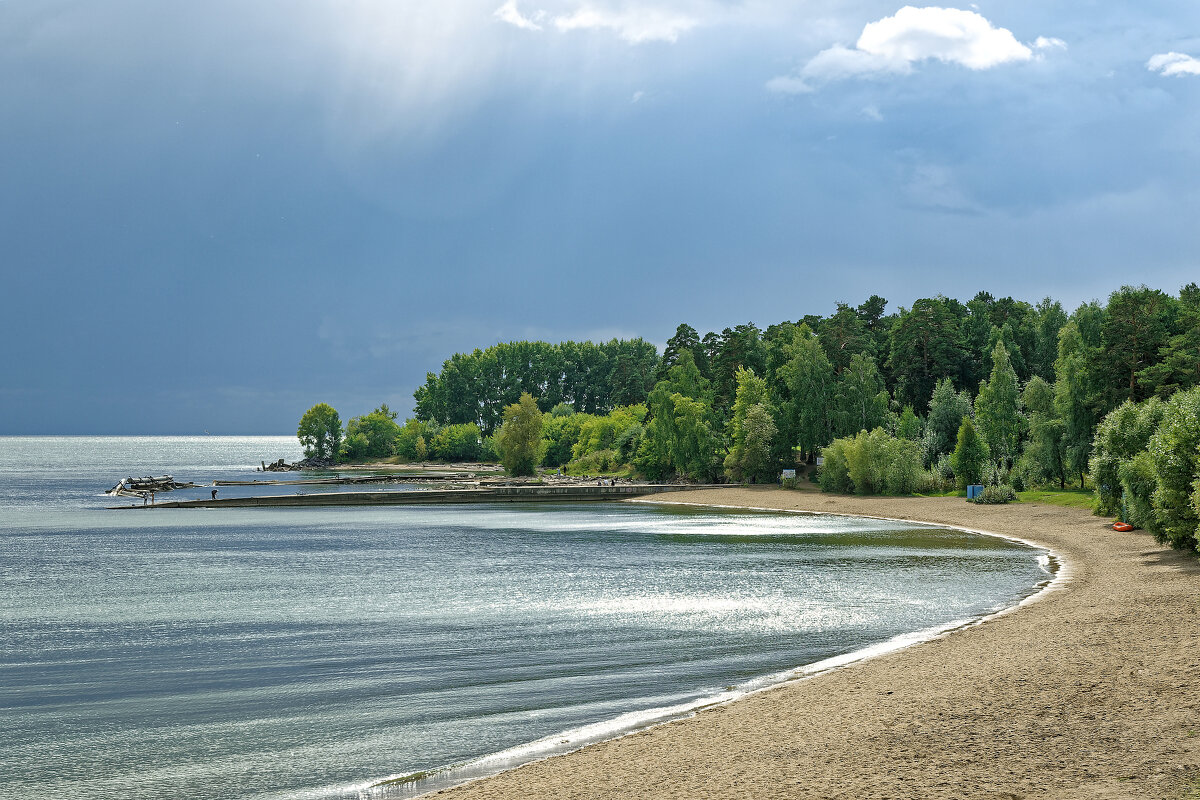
[{"left": 951, "top": 417, "right": 989, "bottom": 489}]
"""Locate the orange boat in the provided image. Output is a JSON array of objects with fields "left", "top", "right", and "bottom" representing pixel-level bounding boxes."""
[{"left": 1112, "top": 522, "right": 1135, "bottom": 532}]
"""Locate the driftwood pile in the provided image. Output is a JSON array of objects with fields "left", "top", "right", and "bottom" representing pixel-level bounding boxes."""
[
  {"left": 261, "top": 457, "right": 334, "bottom": 472},
  {"left": 107, "top": 476, "right": 199, "bottom": 498}
]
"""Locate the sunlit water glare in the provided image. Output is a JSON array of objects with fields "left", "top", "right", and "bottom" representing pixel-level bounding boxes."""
[{"left": 0, "top": 437, "right": 1048, "bottom": 799}]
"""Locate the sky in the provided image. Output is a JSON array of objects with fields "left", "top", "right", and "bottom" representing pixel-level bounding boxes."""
[{"left": 2, "top": 0, "right": 1198, "bottom": 433}]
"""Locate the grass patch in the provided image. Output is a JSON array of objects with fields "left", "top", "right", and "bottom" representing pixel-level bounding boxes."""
[{"left": 1016, "top": 488, "right": 1095, "bottom": 509}]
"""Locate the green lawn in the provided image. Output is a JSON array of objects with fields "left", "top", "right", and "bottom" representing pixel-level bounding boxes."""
[{"left": 1016, "top": 488, "right": 1096, "bottom": 510}]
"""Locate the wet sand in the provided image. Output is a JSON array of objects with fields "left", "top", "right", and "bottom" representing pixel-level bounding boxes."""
[{"left": 430, "top": 488, "right": 1200, "bottom": 800}]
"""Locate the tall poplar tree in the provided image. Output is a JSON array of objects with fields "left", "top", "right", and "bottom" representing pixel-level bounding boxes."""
[
  {"left": 1021, "top": 376, "right": 1067, "bottom": 489},
  {"left": 834, "top": 353, "right": 890, "bottom": 437},
  {"left": 724, "top": 367, "right": 778, "bottom": 482},
  {"left": 975, "top": 341, "right": 1024, "bottom": 468},
  {"left": 778, "top": 325, "right": 835, "bottom": 461},
  {"left": 1054, "top": 320, "right": 1099, "bottom": 488}
]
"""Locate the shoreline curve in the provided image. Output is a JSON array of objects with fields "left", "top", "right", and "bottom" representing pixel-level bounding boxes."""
[
  {"left": 367, "top": 502, "right": 1055, "bottom": 799},
  {"left": 414, "top": 488, "right": 1200, "bottom": 800}
]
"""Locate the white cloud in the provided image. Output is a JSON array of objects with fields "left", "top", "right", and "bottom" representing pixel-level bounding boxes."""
[
  {"left": 494, "top": 0, "right": 543, "bottom": 31},
  {"left": 803, "top": 44, "right": 902, "bottom": 78},
  {"left": 1033, "top": 36, "right": 1067, "bottom": 51},
  {"left": 1147, "top": 52, "right": 1200, "bottom": 77},
  {"left": 553, "top": 5, "right": 699, "bottom": 43},
  {"left": 765, "top": 74, "right": 814, "bottom": 94},
  {"left": 853, "top": 6, "right": 1031, "bottom": 70},
  {"left": 493, "top": 1, "right": 702, "bottom": 44},
  {"left": 770, "top": 6, "right": 1039, "bottom": 91}
]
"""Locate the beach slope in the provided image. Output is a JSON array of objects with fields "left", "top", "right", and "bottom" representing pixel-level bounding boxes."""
[{"left": 431, "top": 489, "right": 1200, "bottom": 800}]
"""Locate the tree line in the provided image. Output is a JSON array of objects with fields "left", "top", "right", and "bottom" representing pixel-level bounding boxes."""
[{"left": 297, "top": 283, "right": 1200, "bottom": 550}]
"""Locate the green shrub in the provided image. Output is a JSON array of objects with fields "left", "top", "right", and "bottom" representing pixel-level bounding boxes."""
[
  {"left": 1147, "top": 387, "right": 1200, "bottom": 550},
  {"left": 573, "top": 405, "right": 646, "bottom": 459},
  {"left": 845, "top": 429, "right": 888, "bottom": 494},
  {"left": 340, "top": 432, "right": 369, "bottom": 462},
  {"left": 429, "top": 423, "right": 486, "bottom": 462},
  {"left": 396, "top": 419, "right": 439, "bottom": 461},
  {"left": 567, "top": 449, "right": 618, "bottom": 475},
  {"left": 1191, "top": 470, "right": 1200, "bottom": 533},
  {"left": 615, "top": 423, "right": 644, "bottom": 464},
  {"left": 541, "top": 411, "right": 587, "bottom": 468},
  {"left": 819, "top": 428, "right": 922, "bottom": 495},
  {"left": 342, "top": 407, "right": 400, "bottom": 461},
  {"left": 1090, "top": 398, "right": 1164, "bottom": 516},
  {"left": 917, "top": 469, "right": 954, "bottom": 494},
  {"left": 980, "top": 460, "right": 1009, "bottom": 488},
  {"left": 884, "top": 437, "right": 923, "bottom": 494},
  {"left": 932, "top": 454, "right": 954, "bottom": 481},
  {"left": 1118, "top": 451, "right": 1158, "bottom": 531},
  {"left": 818, "top": 439, "right": 853, "bottom": 493},
  {"left": 1088, "top": 387, "right": 1200, "bottom": 552},
  {"left": 969, "top": 484, "right": 1017, "bottom": 504}
]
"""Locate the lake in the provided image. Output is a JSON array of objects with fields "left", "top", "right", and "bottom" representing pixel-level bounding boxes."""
[{"left": 0, "top": 436, "right": 1051, "bottom": 799}]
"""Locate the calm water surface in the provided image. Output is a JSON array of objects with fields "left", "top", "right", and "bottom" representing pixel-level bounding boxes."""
[{"left": 0, "top": 437, "right": 1050, "bottom": 800}]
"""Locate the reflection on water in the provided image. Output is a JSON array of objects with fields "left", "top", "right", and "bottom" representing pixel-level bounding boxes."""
[{"left": 0, "top": 437, "right": 1048, "bottom": 800}]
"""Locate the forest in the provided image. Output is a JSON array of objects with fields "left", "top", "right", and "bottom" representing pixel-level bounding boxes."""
[{"left": 298, "top": 284, "right": 1200, "bottom": 551}]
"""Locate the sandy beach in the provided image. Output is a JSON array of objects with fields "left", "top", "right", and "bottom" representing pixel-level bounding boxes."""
[{"left": 430, "top": 488, "right": 1200, "bottom": 800}]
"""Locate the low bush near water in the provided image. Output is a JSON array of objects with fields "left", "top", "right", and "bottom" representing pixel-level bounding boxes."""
[
  {"left": 819, "top": 428, "right": 923, "bottom": 495},
  {"left": 566, "top": 448, "right": 619, "bottom": 475},
  {"left": 969, "top": 484, "right": 1017, "bottom": 504}
]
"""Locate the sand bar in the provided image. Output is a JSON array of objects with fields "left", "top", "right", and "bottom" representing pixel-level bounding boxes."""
[{"left": 429, "top": 488, "right": 1200, "bottom": 800}]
